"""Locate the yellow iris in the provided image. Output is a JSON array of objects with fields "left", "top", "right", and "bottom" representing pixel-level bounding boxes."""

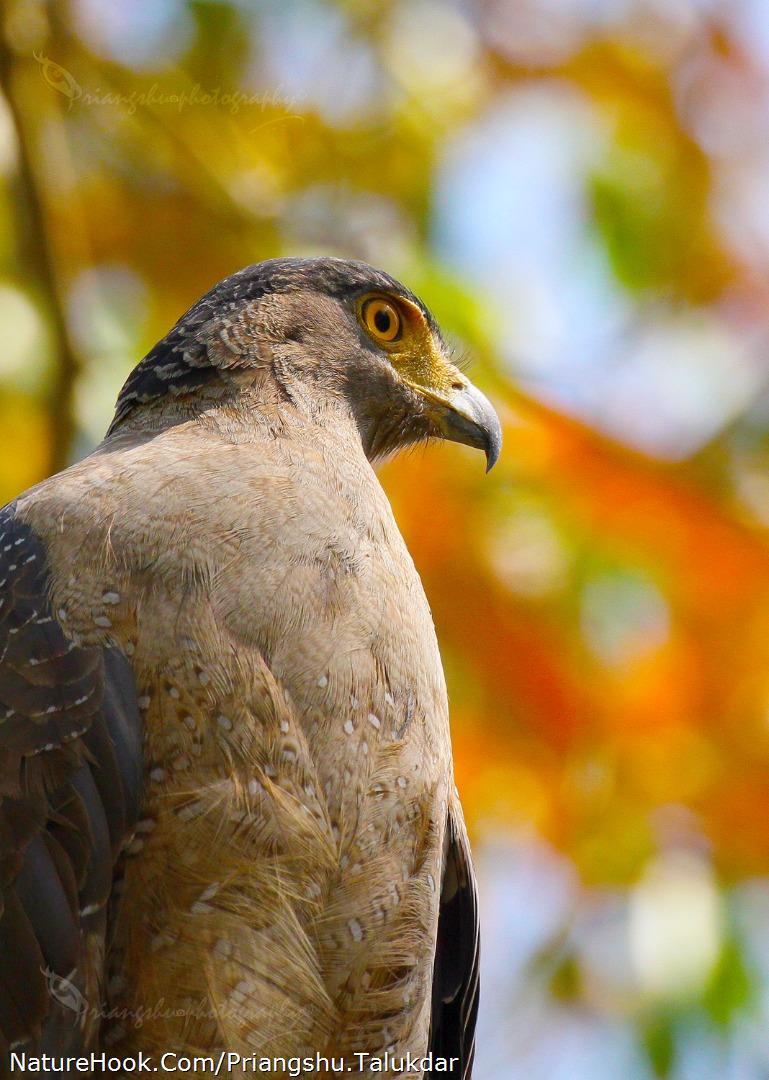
[{"left": 361, "top": 297, "right": 402, "bottom": 344}]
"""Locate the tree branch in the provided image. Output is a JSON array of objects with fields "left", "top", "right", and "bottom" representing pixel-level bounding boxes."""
[{"left": 0, "top": 34, "right": 81, "bottom": 474}]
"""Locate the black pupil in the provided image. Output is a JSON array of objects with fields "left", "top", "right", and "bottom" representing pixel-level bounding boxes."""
[{"left": 374, "top": 307, "right": 392, "bottom": 334}]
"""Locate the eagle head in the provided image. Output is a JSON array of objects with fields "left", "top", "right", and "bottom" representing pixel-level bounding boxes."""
[{"left": 109, "top": 257, "right": 501, "bottom": 470}]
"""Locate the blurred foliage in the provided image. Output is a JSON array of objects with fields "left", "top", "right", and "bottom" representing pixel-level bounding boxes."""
[{"left": 3, "top": 0, "right": 769, "bottom": 1076}]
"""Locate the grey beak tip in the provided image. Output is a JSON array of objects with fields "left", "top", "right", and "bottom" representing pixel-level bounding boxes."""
[
  {"left": 437, "top": 380, "right": 502, "bottom": 472},
  {"left": 485, "top": 426, "right": 502, "bottom": 472}
]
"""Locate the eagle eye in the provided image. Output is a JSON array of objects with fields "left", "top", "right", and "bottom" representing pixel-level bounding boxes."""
[{"left": 360, "top": 297, "right": 402, "bottom": 345}]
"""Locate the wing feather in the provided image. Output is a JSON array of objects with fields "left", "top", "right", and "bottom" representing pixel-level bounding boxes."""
[
  {"left": 429, "top": 808, "right": 480, "bottom": 1080},
  {"left": 0, "top": 501, "right": 143, "bottom": 1061}
]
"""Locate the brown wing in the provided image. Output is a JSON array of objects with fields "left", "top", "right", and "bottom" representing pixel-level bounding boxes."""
[
  {"left": 429, "top": 809, "right": 480, "bottom": 1080},
  {"left": 0, "top": 501, "right": 142, "bottom": 1064}
]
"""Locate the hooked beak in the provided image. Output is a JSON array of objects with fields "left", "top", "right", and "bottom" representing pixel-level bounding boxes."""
[{"left": 421, "top": 380, "right": 502, "bottom": 472}]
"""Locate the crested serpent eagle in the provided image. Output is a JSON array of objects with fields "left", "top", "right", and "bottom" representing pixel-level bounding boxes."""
[{"left": 0, "top": 257, "right": 501, "bottom": 1077}]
